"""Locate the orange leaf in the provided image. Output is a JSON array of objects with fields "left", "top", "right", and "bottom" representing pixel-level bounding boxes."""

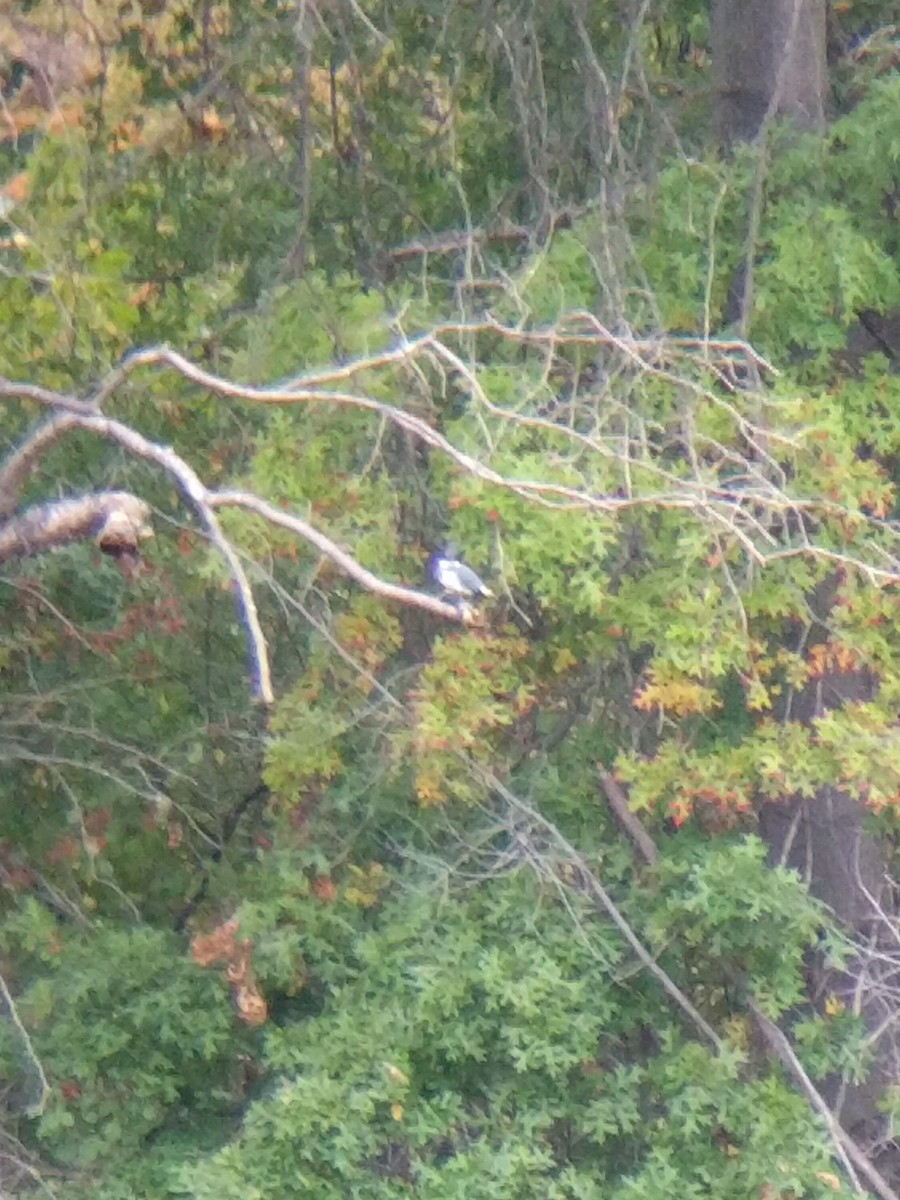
[
  {"left": 312, "top": 876, "right": 338, "bottom": 903},
  {"left": 234, "top": 984, "right": 268, "bottom": 1026},
  {"left": 815, "top": 1172, "right": 841, "bottom": 1192},
  {"left": 2, "top": 171, "right": 30, "bottom": 204},
  {"left": 190, "top": 917, "right": 239, "bottom": 967}
]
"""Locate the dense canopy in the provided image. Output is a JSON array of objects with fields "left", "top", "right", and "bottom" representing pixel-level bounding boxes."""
[{"left": 4, "top": 2, "right": 900, "bottom": 1197}]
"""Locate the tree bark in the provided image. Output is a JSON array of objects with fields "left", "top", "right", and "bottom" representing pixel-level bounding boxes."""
[
  {"left": 712, "top": 0, "right": 827, "bottom": 145},
  {"left": 759, "top": 610, "right": 900, "bottom": 1169},
  {"left": 712, "top": 0, "right": 900, "bottom": 1171}
]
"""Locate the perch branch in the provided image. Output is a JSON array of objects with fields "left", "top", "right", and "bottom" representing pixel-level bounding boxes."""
[
  {"left": 211, "top": 491, "right": 468, "bottom": 621},
  {"left": 0, "top": 406, "right": 477, "bottom": 702}
]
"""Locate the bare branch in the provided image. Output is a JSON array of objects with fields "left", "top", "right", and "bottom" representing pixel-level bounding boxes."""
[
  {"left": 599, "top": 768, "right": 658, "bottom": 867},
  {"left": 66, "top": 414, "right": 274, "bottom": 702},
  {"left": 101, "top": 339, "right": 891, "bottom": 582},
  {"left": 487, "top": 774, "right": 723, "bottom": 1052},
  {"left": 1, "top": 321, "right": 898, "bottom": 716},
  {"left": 0, "top": 404, "right": 481, "bottom": 702},
  {"left": 212, "top": 491, "right": 468, "bottom": 621},
  {"left": 0, "top": 377, "right": 95, "bottom": 414},
  {"left": 66, "top": 417, "right": 481, "bottom": 682},
  {"left": 0, "top": 406, "right": 273, "bottom": 700},
  {"left": 0, "top": 968, "right": 50, "bottom": 1117},
  {"left": 0, "top": 414, "right": 81, "bottom": 518},
  {"left": 747, "top": 997, "right": 895, "bottom": 1200},
  {"left": 383, "top": 218, "right": 567, "bottom": 263},
  {"left": 0, "top": 334, "right": 877, "bottom": 568}
]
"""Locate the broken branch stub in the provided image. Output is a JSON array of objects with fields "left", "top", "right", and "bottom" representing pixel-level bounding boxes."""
[{"left": 0, "top": 491, "right": 153, "bottom": 565}]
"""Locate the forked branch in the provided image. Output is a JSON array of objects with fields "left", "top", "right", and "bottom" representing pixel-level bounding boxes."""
[{"left": 0, "top": 405, "right": 470, "bottom": 706}]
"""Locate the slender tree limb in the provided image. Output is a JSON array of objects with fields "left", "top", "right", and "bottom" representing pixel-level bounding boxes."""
[
  {"left": 95, "top": 342, "right": 900, "bottom": 586},
  {"left": 381, "top": 211, "right": 585, "bottom": 264},
  {"left": 58, "top": 416, "right": 477, "bottom": 653},
  {"left": 0, "top": 408, "right": 478, "bottom": 701},
  {"left": 0, "top": 745, "right": 175, "bottom": 807},
  {"left": 0, "top": 378, "right": 95, "bottom": 414},
  {"left": 746, "top": 997, "right": 897, "bottom": 1199},
  {"left": 2, "top": 329, "right": 900, "bottom": 712},
  {"left": 486, "top": 774, "right": 723, "bottom": 1052},
  {"left": 211, "top": 490, "right": 466, "bottom": 621},
  {"left": 0, "top": 410, "right": 273, "bottom": 701},
  {"left": 4, "top": 356, "right": 627, "bottom": 514},
  {"left": 2, "top": 341, "right": 896, "bottom": 583},
  {"left": 385, "top": 222, "right": 534, "bottom": 261},
  {"left": 0, "top": 415, "right": 81, "bottom": 518},
  {"left": 0, "top": 968, "right": 50, "bottom": 1117},
  {"left": 68, "top": 415, "right": 273, "bottom": 703}
]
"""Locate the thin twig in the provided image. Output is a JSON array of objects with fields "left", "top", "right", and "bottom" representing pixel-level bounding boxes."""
[
  {"left": 0, "top": 415, "right": 81, "bottom": 518},
  {"left": 0, "top": 968, "right": 50, "bottom": 1117}
]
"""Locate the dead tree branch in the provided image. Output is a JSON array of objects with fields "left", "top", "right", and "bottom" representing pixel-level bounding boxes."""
[
  {"left": 0, "top": 415, "right": 81, "bottom": 519},
  {"left": 211, "top": 491, "right": 468, "bottom": 621},
  {"left": 1, "top": 313, "right": 899, "bottom": 712},
  {"left": 75, "top": 336, "right": 900, "bottom": 586},
  {"left": 486, "top": 773, "right": 723, "bottom": 1052},
  {"left": 748, "top": 997, "right": 897, "bottom": 1200},
  {"left": 0, "top": 400, "right": 474, "bottom": 704},
  {"left": 598, "top": 767, "right": 658, "bottom": 867},
  {"left": 0, "top": 409, "right": 275, "bottom": 703}
]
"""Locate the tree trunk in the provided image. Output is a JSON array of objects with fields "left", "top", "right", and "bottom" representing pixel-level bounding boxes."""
[
  {"left": 711, "top": 0, "right": 827, "bottom": 144},
  {"left": 759, "top": 667, "right": 899, "bottom": 1154},
  {"left": 712, "top": 0, "right": 900, "bottom": 1172}
]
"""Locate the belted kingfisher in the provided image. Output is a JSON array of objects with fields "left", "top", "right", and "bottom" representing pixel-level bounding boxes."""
[{"left": 429, "top": 547, "right": 493, "bottom": 600}]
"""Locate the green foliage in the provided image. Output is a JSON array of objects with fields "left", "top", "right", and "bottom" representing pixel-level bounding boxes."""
[
  {"left": 0, "top": 914, "right": 241, "bottom": 1172},
  {"left": 649, "top": 838, "right": 826, "bottom": 1011},
  {"left": 170, "top": 863, "right": 843, "bottom": 1200},
  {"left": 4, "top": 1, "right": 900, "bottom": 1198}
]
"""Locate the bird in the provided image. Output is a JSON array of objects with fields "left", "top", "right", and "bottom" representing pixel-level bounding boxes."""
[{"left": 429, "top": 546, "right": 493, "bottom": 600}]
